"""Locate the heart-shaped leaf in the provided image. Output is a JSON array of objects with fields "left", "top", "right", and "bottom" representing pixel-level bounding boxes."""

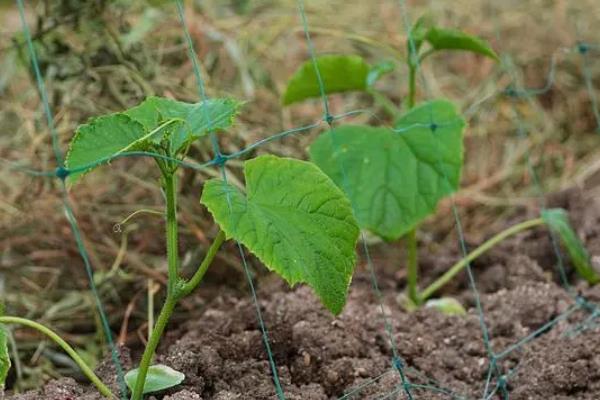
[
  {"left": 201, "top": 155, "right": 359, "bottom": 314},
  {"left": 424, "top": 27, "right": 499, "bottom": 61},
  {"left": 542, "top": 208, "right": 600, "bottom": 284},
  {"left": 125, "top": 364, "right": 184, "bottom": 395},
  {"left": 310, "top": 99, "right": 465, "bottom": 240},
  {"left": 283, "top": 55, "right": 370, "bottom": 105}
]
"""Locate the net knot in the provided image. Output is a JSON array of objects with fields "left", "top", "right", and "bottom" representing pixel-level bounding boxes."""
[
  {"left": 497, "top": 374, "right": 508, "bottom": 388},
  {"left": 324, "top": 113, "right": 334, "bottom": 125},
  {"left": 213, "top": 153, "right": 227, "bottom": 167},
  {"left": 504, "top": 86, "right": 518, "bottom": 98},
  {"left": 54, "top": 166, "right": 70, "bottom": 181},
  {"left": 429, "top": 123, "right": 438, "bottom": 132},
  {"left": 577, "top": 42, "right": 590, "bottom": 54},
  {"left": 575, "top": 295, "right": 596, "bottom": 313},
  {"left": 392, "top": 356, "right": 404, "bottom": 371}
]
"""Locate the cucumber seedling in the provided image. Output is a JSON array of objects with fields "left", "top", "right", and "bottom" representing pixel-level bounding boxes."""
[
  {"left": 0, "top": 96, "right": 360, "bottom": 399},
  {"left": 283, "top": 17, "right": 599, "bottom": 311}
]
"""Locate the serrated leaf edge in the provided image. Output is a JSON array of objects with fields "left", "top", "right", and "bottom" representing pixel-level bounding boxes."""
[{"left": 65, "top": 113, "right": 147, "bottom": 182}]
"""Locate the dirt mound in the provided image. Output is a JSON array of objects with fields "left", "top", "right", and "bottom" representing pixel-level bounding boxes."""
[{"left": 9, "top": 189, "right": 600, "bottom": 399}]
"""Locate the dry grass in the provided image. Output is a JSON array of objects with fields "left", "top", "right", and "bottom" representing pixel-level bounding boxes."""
[{"left": 0, "top": 0, "right": 599, "bottom": 392}]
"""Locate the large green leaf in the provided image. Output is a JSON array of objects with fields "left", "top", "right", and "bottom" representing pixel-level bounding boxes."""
[
  {"left": 66, "top": 96, "right": 240, "bottom": 181},
  {"left": 66, "top": 114, "right": 147, "bottom": 181},
  {"left": 200, "top": 155, "right": 359, "bottom": 314},
  {"left": 0, "top": 325, "right": 10, "bottom": 388},
  {"left": 125, "top": 96, "right": 241, "bottom": 153},
  {"left": 310, "top": 100, "right": 465, "bottom": 240},
  {"left": 125, "top": 364, "right": 184, "bottom": 395},
  {"left": 542, "top": 208, "right": 600, "bottom": 284},
  {"left": 424, "top": 27, "right": 499, "bottom": 61},
  {"left": 283, "top": 55, "right": 370, "bottom": 105}
]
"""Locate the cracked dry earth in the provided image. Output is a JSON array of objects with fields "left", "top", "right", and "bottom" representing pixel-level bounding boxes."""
[{"left": 9, "top": 187, "right": 600, "bottom": 400}]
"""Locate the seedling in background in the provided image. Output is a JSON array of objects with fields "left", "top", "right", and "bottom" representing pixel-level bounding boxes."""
[
  {"left": 283, "top": 17, "right": 599, "bottom": 311},
  {"left": 0, "top": 96, "right": 359, "bottom": 399}
]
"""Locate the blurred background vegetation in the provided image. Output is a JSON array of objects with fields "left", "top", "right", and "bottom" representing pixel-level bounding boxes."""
[{"left": 1, "top": 0, "right": 599, "bottom": 393}]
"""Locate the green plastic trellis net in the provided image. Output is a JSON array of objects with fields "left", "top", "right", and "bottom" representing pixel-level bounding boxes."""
[{"left": 3, "top": 0, "right": 600, "bottom": 399}]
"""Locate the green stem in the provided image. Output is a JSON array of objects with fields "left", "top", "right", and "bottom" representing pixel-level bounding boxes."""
[
  {"left": 0, "top": 316, "right": 115, "bottom": 399},
  {"left": 405, "top": 228, "right": 420, "bottom": 304},
  {"left": 403, "top": 62, "right": 418, "bottom": 303},
  {"left": 131, "top": 173, "right": 224, "bottom": 399},
  {"left": 131, "top": 173, "right": 180, "bottom": 400},
  {"left": 408, "top": 65, "right": 416, "bottom": 109},
  {"left": 419, "top": 218, "right": 545, "bottom": 302},
  {"left": 180, "top": 230, "right": 226, "bottom": 297},
  {"left": 164, "top": 174, "right": 179, "bottom": 296},
  {"left": 130, "top": 294, "right": 177, "bottom": 400}
]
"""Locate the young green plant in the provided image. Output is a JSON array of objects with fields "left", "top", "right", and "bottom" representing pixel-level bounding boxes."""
[
  {"left": 1, "top": 96, "right": 360, "bottom": 399},
  {"left": 283, "top": 18, "right": 599, "bottom": 311}
]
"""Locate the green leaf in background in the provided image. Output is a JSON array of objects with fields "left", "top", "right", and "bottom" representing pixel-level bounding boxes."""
[
  {"left": 310, "top": 99, "right": 465, "bottom": 240},
  {"left": 0, "top": 325, "right": 10, "bottom": 388},
  {"left": 201, "top": 155, "right": 360, "bottom": 314},
  {"left": 541, "top": 208, "right": 600, "bottom": 284},
  {"left": 66, "top": 114, "right": 147, "bottom": 182},
  {"left": 367, "top": 60, "right": 395, "bottom": 87},
  {"left": 424, "top": 27, "right": 499, "bottom": 61},
  {"left": 425, "top": 297, "right": 466, "bottom": 316},
  {"left": 407, "top": 15, "right": 431, "bottom": 55},
  {"left": 125, "top": 364, "right": 184, "bottom": 395},
  {"left": 283, "top": 55, "right": 370, "bottom": 105},
  {"left": 125, "top": 96, "right": 241, "bottom": 154}
]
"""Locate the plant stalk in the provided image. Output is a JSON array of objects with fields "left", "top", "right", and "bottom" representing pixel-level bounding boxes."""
[
  {"left": 408, "top": 66, "right": 416, "bottom": 109},
  {"left": 405, "top": 228, "right": 420, "bottom": 304},
  {"left": 0, "top": 316, "right": 115, "bottom": 399},
  {"left": 131, "top": 173, "right": 225, "bottom": 399},
  {"left": 164, "top": 173, "right": 180, "bottom": 296},
  {"left": 419, "top": 217, "right": 545, "bottom": 302},
  {"left": 130, "top": 294, "right": 177, "bottom": 400},
  {"left": 131, "top": 173, "right": 180, "bottom": 400},
  {"left": 403, "top": 63, "right": 418, "bottom": 303}
]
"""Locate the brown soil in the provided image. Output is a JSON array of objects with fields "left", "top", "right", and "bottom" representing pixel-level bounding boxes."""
[{"left": 8, "top": 187, "right": 600, "bottom": 400}]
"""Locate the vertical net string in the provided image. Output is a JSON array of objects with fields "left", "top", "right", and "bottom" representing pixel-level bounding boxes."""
[
  {"left": 490, "top": 15, "right": 580, "bottom": 296},
  {"left": 296, "top": 1, "right": 415, "bottom": 398},
  {"left": 15, "top": 0, "right": 63, "bottom": 167},
  {"left": 397, "top": 0, "right": 495, "bottom": 355},
  {"left": 15, "top": 1, "right": 128, "bottom": 398},
  {"left": 397, "top": 0, "right": 503, "bottom": 395},
  {"left": 173, "top": 1, "right": 286, "bottom": 398},
  {"left": 481, "top": 1, "right": 600, "bottom": 395},
  {"left": 578, "top": 43, "right": 600, "bottom": 133}
]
